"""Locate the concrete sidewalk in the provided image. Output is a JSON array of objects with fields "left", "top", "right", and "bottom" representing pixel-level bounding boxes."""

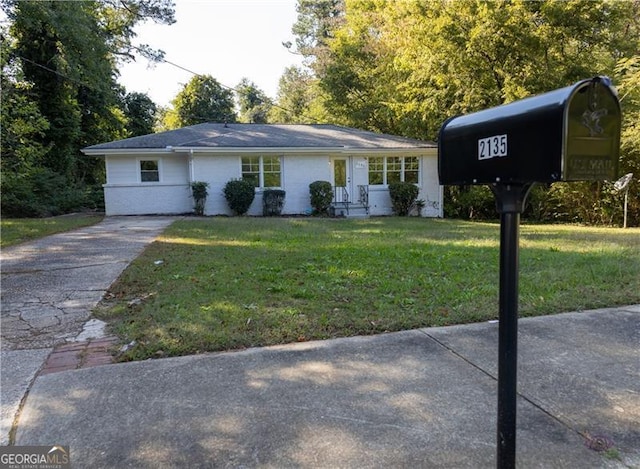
[
  {"left": 13, "top": 305, "right": 639, "bottom": 468},
  {"left": 1, "top": 216, "right": 177, "bottom": 445}
]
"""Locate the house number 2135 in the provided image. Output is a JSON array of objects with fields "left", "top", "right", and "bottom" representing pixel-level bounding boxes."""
[{"left": 478, "top": 134, "right": 507, "bottom": 160}]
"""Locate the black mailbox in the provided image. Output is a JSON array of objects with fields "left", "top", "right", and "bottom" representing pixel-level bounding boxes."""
[{"left": 438, "top": 76, "right": 621, "bottom": 185}]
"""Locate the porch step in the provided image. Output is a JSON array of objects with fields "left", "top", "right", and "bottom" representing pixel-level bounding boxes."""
[
  {"left": 330, "top": 203, "right": 369, "bottom": 219},
  {"left": 346, "top": 212, "right": 369, "bottom": 219}
]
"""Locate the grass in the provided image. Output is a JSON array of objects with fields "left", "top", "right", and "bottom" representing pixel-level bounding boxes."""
[
  {"left": 1, "top": 213, "right": 104, "bottom": 248},
  {"left": 94, "top": 217, "right": 640, "bottom": 361}
]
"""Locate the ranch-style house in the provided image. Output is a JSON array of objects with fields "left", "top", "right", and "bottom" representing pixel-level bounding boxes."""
[{"left": 82, "top": 123, "right": 442, "bottom": 218}]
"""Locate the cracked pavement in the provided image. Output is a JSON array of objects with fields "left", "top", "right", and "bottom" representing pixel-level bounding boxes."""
[
  {"left": 1, "top": 216, "right": 177, "bottom": 444},
  {"left": 1, "top": 216, "right": 177, "bottom": 350}
]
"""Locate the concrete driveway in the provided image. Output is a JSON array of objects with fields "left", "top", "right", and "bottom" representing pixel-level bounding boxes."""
[{"left": 1, "top": 216, "right": 177, "bottom": 445}]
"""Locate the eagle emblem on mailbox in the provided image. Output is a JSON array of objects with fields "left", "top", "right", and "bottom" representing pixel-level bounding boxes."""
[{"left": 581, "top": 108, "right": 608, "bottom": 136}]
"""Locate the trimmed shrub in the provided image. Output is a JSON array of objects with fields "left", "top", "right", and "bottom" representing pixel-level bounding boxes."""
[
  {"left": 263, "top": 189, "right": 286, "bottom": 216},
  {"left": 389, "top": 182, "right": 420, "bottom": 216},
  {"left": 191, "top": 181, "right": 209, "bottom": 216},
  {"left": 309, "top": 180, "right": 333, "bottom": 215},
  {"left": 223, "top": 179, "right": 255, "bottom": 215}
]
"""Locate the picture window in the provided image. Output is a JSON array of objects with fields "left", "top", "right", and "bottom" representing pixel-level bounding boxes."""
[
  {"left": 368, "top": 156, "right": 419, "bottom": 185},
  {"left": 241, "top": 156, "right": 281, "bottom": 188}
]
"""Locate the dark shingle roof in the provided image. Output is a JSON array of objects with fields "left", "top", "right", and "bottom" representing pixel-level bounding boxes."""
[{"left": 83, "top": 123, "right": 434, "bottom": 152}]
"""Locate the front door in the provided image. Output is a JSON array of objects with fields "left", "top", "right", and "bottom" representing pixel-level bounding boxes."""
[
  {"left": 333, "top": 158, "right": 348, "bottom": 187},
  {"left": 332, "top": 158, "right": 350, "bottom": 203}
]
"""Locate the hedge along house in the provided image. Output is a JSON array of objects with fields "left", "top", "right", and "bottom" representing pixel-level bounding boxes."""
[{"left": 82, "top": 123, "right": 442, "bottom": 218}]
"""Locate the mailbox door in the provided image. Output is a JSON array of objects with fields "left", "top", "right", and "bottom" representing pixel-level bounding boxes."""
[{"left": 563, "top": 79, "right": 621, "bottom": 181}]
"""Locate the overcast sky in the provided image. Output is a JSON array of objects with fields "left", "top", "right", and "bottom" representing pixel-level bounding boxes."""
[{"left": 118, "top": 0, "right": 306, "bottom": 107}]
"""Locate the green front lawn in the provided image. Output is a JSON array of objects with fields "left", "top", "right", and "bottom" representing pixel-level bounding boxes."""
[
  {"left": 1, "top": 214, "right": 104, "bottom": 248},
  {"left": 95, "top": 217, "right": 640, "bottom": 361}
]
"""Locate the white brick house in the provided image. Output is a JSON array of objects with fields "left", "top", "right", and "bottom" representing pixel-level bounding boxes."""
[{"left": 82, "top": 123, "right": 442, "bottom": 218}]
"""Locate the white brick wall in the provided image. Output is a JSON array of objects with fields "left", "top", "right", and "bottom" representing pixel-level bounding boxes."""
[
  {"left": 103, "top": 184, "right": 192, "bottom": 215},
  {"left": 101, "top": 152, "right": 443, "bottom": 217}
]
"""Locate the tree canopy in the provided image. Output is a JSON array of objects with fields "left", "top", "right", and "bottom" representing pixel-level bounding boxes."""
[
  {"left": 163, "top": 75, "right": 237, "bottom": 129},
  {"left": 123, "top": 91, "right": 158, "bottom": 137},
  {"left": 303, "top": 0, "right": 639, "bottom": 140},
  {"left": 269, "top": 66, "right": 329, "bottom": 123},
  {"left": 236, "top": 78, "right": 272, "bottom": 124},
  {"left": 277, "top": 0, "right": 640, "bottom": 225},
  {"left": 1, "top": 0, "right": 175, "bottom": 217}
]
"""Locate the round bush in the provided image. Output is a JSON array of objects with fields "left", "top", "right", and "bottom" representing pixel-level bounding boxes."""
[
  {"left": 309, "top": 180, "right": 333, "bottom": 215},
  {"left": 389, "top": 182, "right": 420, "bottom": 216},
  {"left": 223, "top": 179, "right": 256, "bottom": 215}
]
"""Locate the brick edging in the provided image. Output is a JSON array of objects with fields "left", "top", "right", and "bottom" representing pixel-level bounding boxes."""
[{"left": 39, "top": 337, "right": 119, "bottom": 376}]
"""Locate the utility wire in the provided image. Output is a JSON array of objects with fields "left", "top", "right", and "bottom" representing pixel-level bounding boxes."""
[
  {"left": 13, "top": 54, "right": 98, "bottom": 91},
  {"left": 11, "top": 54, "right": 228, "bottom": 124},
  {"left": 10, "top": 48, "right": 322, "bottom": 125}
]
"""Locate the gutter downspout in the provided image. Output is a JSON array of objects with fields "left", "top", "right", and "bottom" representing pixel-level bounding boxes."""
[{"left": 188, "top": 149, "right": 195, "bottom": 184}]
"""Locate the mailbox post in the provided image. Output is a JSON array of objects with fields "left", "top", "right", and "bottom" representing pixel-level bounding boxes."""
[
  {"left": 491, "top": 183, "right": 532, "bottom": 467},
  {"left": 438, "top": 76, "right": 621, "bottom": 469}
]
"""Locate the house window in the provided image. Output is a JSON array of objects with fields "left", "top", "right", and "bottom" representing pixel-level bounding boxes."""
[
  {"left": 241, "top": 156, "right": 260, "bottom": 187},
  {"left": 140, "top": 159, "right": 160, "bottom": 182},
  {"left": 386, "top": 157, "right": 402, "bottom": 184},
  {"left": 404, "top": 157, "right": 419, "bottom": 183},
  {"left": 262, "top": 156, "right": 281, "bottom": 188},
  {"left": 368, "top": 157, "right": 384, "bottom": 185},
  {"left": 241, "top": 156, "right": 281, "bottom": 188},
  {"left": 368, "top": 156, "right": 419, "bottom": 185}
]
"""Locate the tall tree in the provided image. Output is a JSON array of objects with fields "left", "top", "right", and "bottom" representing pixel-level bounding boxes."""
[
  {"left": 308, "top": 0, "right": 639, "bottom": 140},
  {"left": 290, "top": 0, "right": 640, "bottom": 225},
  {"left": 269, "top": 66, "right": 329, "bottom": 123},
  {"left": 0, "top": 30, "right": 49, "bottom": 175},
  {"left": 123, "top": 91, "right": 158, "bottom": 136},
  {"left": 290, "top": 0, "right": 344, "bottom": 59},
  {"left": 2, "top": 0, "right": 175, "bottom": 216},
  {"left": 236, "top": 78, "right": 272, "bottom": 124},
  {"left": 276, "top": 1, "right": 344, "bottom": 123},
  {"left": 9, "top": 1, "right": 85, "bottom": 177},
  {"left": 96, "top": 0, "right": 175, "bottom": 61},
  {"left": 168, "top": 75, "right": 237, "bottom": 128}
]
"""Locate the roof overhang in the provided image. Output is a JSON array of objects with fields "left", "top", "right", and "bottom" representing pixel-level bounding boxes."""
[
  {"left": 83, "top": 146, "right": 437, "bottom": 157},
  {"left": 82, "top": 147, "right": 175, "bottom": 156}
]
